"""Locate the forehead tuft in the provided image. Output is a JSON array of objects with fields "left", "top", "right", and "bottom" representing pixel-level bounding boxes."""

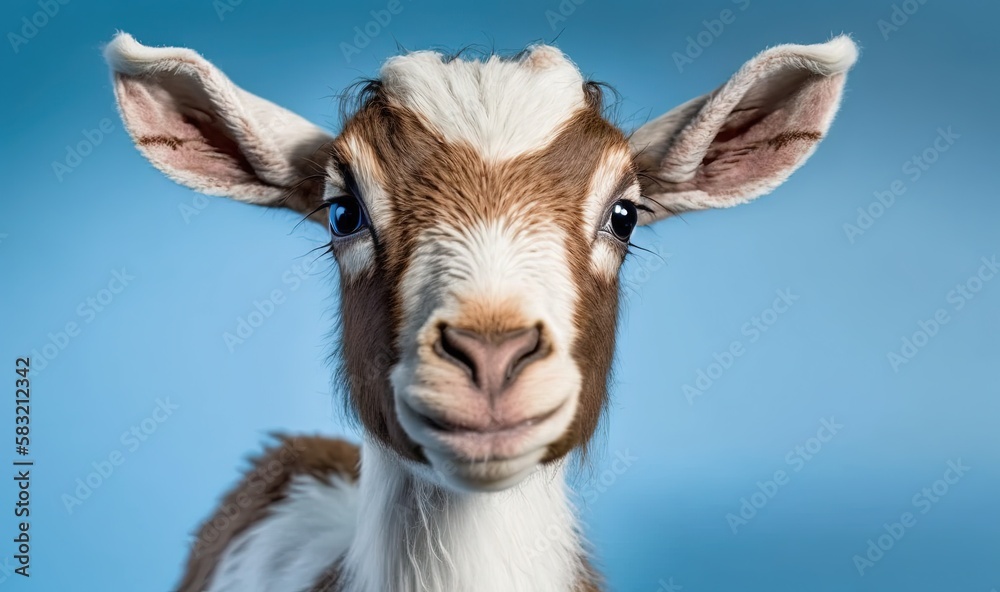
[{"left": 376, "top": 45, "right": 588, "bottom": 160}]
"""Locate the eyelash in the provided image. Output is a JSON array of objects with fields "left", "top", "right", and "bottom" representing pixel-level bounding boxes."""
[{"left": 308, "top": 178, "right": 650, "bottom": 258}]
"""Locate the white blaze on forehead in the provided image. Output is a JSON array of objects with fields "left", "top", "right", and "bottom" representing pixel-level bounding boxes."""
[{"left": 379, "top": 45, "right": 587, "bottom": 161}]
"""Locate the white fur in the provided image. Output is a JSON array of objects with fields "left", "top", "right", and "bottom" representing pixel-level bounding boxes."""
[
  {"left": 340, "top": 441, "right": 583, "bottom": 592},
  {"left": 379, "top": 46, "right": 586, "bottom": 161},
  {"left": 206, "top": 475, "right": 358, "bottom": 592},
  {"left": 332, "top": 239, "right": 376, "bottom": 280}
]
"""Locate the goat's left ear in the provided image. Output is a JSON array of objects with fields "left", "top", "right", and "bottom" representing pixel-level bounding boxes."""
[
  {"left": 631, "top": 36, "right": 858, "bottom": 223},
  {"left": 104, "top": 32, "right": 333, "bottom": 216}
]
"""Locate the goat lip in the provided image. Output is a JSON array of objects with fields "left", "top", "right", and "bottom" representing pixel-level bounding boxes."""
[
  {"left": 396, "top": 396, "right": 573, "bottom": 466},
  {"left": 413, "top": 403, "right": 564, "bottom": 436},
  {"left": 418, "top": 409, "right": 562, "bottom": 465}
]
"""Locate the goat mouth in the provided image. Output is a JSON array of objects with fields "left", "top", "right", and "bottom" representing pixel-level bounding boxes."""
[
  {"left": 413, "top": 404, "right": 563, "bottom": 436},
  {"left": 396, "top": 397, "right": 570, "bottom": 467}
]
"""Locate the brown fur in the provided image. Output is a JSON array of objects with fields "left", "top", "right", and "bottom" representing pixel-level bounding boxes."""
[
  {"left": 309, "top": 560, "right": 346, "bottom": 592},
  {"left": 767, "top": 129, "right": 822, "bottom": 150},
  {"left": 176, "top": 436, "right": 360, "bottom": 591},
  {"left": 137, "top": 135, "right": 184, "bottom": 149}
]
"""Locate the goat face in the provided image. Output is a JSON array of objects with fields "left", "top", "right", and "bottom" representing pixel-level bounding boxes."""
[
  {"left": 105, "top": 35, "right": 857, "bottom": 491},
  {"left": 329, "top": 49, "right": 634, "bottom": 490}
]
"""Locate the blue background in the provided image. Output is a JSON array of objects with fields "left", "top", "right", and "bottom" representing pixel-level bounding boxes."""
[{"left": 1, "top": 0, "right": 998, "bottom": 590}]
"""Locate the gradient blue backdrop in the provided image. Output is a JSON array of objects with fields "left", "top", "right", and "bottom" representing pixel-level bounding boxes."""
[{"left": 1, "top": 1, "right": 997, "bottom": 590}]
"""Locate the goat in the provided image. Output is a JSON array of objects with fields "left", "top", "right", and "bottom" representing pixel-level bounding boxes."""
[{"left": 104, "top": 32, "right": 858, "bottom": 591}]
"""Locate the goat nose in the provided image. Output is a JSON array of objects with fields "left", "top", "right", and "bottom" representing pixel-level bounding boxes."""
[{"left": 436, "top": 326, "right": 544, "bottom": 397}]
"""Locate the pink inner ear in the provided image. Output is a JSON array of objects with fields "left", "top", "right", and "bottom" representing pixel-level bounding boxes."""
[
  {"left": 116, "top": 74, "right": 259, "bottom": 190},
  {"left": 697, "top": 71, "right": 845, "bottom": 198}
]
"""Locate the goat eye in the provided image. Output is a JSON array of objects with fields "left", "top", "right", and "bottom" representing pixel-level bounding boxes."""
[
  {"left": 328, "top": 196, "right": 367, "bottom": 237},
  {"left": 607, "top": 200, "right": 638, "bottom": 241}
]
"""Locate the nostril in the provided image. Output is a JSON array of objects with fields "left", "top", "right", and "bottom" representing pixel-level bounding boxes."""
[
  {"left": 436, "top": 325, "right": 480, "bottom": 384},
  {"left": 434, "top": 324, "right": 548, "bottom": 396},
  {"left": 500, "top": 326, "right": 543, "bottom": 385}
]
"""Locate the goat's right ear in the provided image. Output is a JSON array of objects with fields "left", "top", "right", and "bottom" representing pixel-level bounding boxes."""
[{"left": 104, "top": 33, "right": 334, "bottom": 216}]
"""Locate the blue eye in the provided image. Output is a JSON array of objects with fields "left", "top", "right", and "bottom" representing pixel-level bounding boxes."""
[
  {"left": 328, "top": 196, "right": 367, "bottom": 237},
  {"left": 607, "top": 200, "right": 638, "bottom": 241}
]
